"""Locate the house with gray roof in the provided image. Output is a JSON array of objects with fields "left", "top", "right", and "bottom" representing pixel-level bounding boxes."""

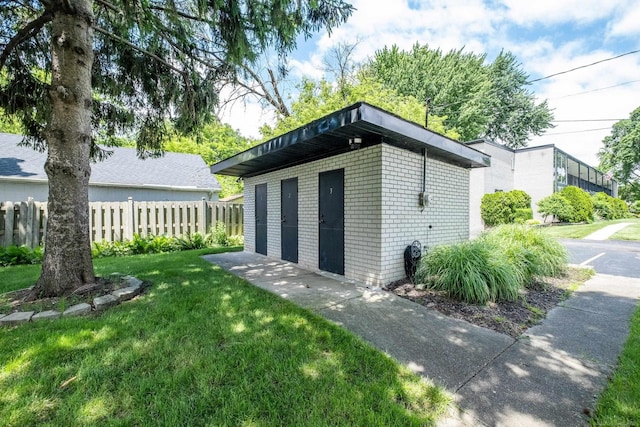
[
  {"left": 212, "top": 102, "right": 489, "bottom": 286},
  {"left": 0, "top": 133, "right": 221, "bottom": 202}
]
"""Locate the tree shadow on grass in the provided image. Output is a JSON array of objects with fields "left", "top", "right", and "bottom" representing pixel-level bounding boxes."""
[{"left": 0, "top": 256, "right": 449, "bottom": 426}]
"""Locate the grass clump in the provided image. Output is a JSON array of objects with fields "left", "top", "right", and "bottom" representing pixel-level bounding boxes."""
[
  {"left": 415, "top": 239, "right": 523, "bottom": 304},
  {"left": 0, "top": 248, "right": 449, "bottom": 426},
  {"left": 416, "top": 225, "right": 568, "bottom": 305}
]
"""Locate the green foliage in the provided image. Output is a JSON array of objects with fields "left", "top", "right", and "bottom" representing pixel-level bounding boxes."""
[
  {"left": 598, "top": 106, "right": 640, "bottom": 186},
  {"left": 619, "top": 181, "right": 640, "bottom": 204},
  {"left": 0, "top": 245, "right": 43, "bottom": 266},
  {"left": 416, "top": 225, "right": 568, "bottom": 305},
  {"left": 415, "top": 240, "right": 523, "bottom": 304},
  {"left": 630, "top": 200, "right": 640, "bottom": 215},
  {"left": 560, "top": 186, "right": 594, "bottom": 223},
  {"left": 480, "top": 224, "right": 567, "bottom": 280},
  {"left": 209, "top": 222, "right": 229, "bottom": 246},
  {"left": 592, "top": 192, "right": 629, "bottom": 220},
  {"left": 260, "top": 76, "right": 460, "bottom": 140},
  {"left": 513, "top": 208, "right": 533, "bottom": 224},
  {"left": 537, "top": 192, "right": 575, "bottom": 222},
  {"left": 365, "top": 44, "right": 554, "bottom": 147},
  {"left": 480, "top": 189, "right": 532, "bottom": 226},
  {"left": 92, "top": 232, "right": 223, "bottom": 258}
]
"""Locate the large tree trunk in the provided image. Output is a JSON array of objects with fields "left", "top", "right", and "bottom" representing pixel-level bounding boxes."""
[{"left": 32, "top": 0, "right": 96, "bottom": 298}]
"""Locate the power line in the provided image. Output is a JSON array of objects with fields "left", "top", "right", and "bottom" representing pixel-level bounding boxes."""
[
  {"left": 551, "top": 79, "right": 640, "bottom": 99},
  {"left": 528, "top": 49, "right": 640, "bottom": 83},
  {"left": 541, "top": 127, "right": 612, "bottom": 136},
  {"left": 551, "top": 119, "right": 624, "bottom": 122}
]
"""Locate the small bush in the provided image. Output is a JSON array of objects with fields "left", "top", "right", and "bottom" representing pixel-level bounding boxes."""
[
  {"left": 481, "top": 189, "right": 532, "bottom": 226},
  {"left": 538, "top": 192, "right": 575, "bottom": 223},
  {"left": 227, "top": 235, "right": 244, "bottom": 246},
  {"left": 0, "top": 245, "right": 43, "bottom": 266},
  {"left": 630, "top": 200, "right": 640, "bottom": 215},
  {"left": 560, "top": 186, "right": 594, "bottom": 222},
  {"left": 592, "top": 192, "right": 629, "bottom": 220},
  {"left": 415, "top": 240, "right": 523, "bottom": 304},
  {"left": 175, "top": 232, "right": 207, "bottom": 250},
  {"left": 208, "top": 222, "right": 229, "bottom": 246}
]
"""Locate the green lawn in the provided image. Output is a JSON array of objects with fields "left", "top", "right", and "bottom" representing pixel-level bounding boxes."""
[
  {"left": 540, "top": 218, "right": 640, "bottom": 240},
  {"left": 593, "top": 305, "right": 640, "bottom": 425},
  {"left": 0, "top": 248, "right": 448, "bottom": 426}
]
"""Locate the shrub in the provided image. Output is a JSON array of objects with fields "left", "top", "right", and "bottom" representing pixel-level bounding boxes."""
[
  {"left": 228, "top": 235, "right": 244, "bottom": 246},
  {"left": 208, "top": 222, "right": 229, "bottom": 246},
  {"left": 415, "top": 239, "right": 523, "bottom": 304},
  {"left": 480, "top": 224, "right": 567, "bottom": 281},
  {"left": 513, "top": 208, "right": 533, "bottom": 224},
  {"left": 630, "top": 200, "right": 640, "bottom": 215},
  {"left": 481, "top": 189, "right": 532, "bottom": 226},
  {"left": 538, "top": 192, "right": 575, "bottom": 223},
  {"left": 592, "top": 192, "right": 629, "bottom": 220},
  {"left": 559, "top": 186, "right": 594, "bottom": 222},
  {"left": 175, "top": 232, "right": 208, "bottom": 250},
  {"left": 0, "top": 245, "right": 44, "bottom": 266}
]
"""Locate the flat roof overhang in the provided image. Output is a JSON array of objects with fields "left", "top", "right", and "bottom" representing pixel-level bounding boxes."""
[{"left": 211, "top": 102, "right": 491, "bottom": 177}]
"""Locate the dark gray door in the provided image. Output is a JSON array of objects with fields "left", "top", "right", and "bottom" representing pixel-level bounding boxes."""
[
  {"left": 319, "top": 169, "right": 344, "bottom": 275},
  {"left": 281, "top": 178, "right": 298, "bottom": 263},
  {"left": 255, "top": 183, "right": 267, "bottom": 255}
]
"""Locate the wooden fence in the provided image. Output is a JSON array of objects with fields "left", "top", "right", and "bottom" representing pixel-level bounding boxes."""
[{"left": 0, "top": 198, "right": 243, "bottom": 249}]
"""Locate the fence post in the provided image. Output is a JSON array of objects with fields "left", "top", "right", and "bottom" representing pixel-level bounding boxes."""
[
  {"left": 3, "top": 202, "right": 14, "bottom": 247},
  {"left": 126, "top": 197, "right": 135, "bottom": 240},
  {"left": 198, "top": 198, "right": 207, "bottom": 235},
  {"left": 26, "top": 198, "right": 35, "bottom": 248}
]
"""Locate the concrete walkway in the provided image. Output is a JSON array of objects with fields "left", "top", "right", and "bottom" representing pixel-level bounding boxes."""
[
  {"left": 202, "top": 252, "right": 640, "bottom": 426},
  {"left": 584, "top": 222, "right": 633, "bottom": 240}
]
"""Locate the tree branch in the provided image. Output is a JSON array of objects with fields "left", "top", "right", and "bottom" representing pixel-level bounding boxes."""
[
  {"left": 93, "top": 25, "right": 185, "bottom": 75},
  {"left": 148, "top": 4, "right": 209, "bottom": 23},
  {"left": 268, "top": 68, "right": 290, "bottom": 116},
  {"left": 0, "top": 11, "right": 52, "bottom": 71}
]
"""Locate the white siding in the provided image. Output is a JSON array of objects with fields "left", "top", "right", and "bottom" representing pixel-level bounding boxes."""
[
  {"left": 514, "top": 147, "right": 555, "bottom": 222},
  {"left": 244, "top": 143, "right": 471, "bottom": 286}
]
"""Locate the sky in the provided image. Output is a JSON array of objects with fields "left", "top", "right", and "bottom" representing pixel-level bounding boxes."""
[{"left": 219, "top": 0, "right": 640, "bottom": 168}]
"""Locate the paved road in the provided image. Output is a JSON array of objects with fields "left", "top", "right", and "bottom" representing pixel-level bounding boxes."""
[{"left": 562, "top": 238, "right": 640, "bottom": 278}]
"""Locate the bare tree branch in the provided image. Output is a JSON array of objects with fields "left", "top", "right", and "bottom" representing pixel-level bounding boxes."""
[
  {"left": 0, "top": 11, "right": 52, "bottom": 71},
  {"left": 267, "top": 68, "right": 289, "bottom": 116}
]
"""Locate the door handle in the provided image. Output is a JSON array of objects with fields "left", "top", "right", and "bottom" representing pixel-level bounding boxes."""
[
  {"left": 281, "top": 216, "right": 286, "bottom": 223},
  {"left": 319, "top": 214, "right": 325, "bottom": 224}
]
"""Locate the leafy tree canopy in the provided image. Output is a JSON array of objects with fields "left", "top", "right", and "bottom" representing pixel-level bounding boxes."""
[
  {"left": 364, "top": 44, "right": 554, "bottom": 148},
  {"left": 260, "top": 75, "right": 460, "bottom": 140},
  {"left": 598, "top": 106, "right": 640, "bottom": 188}
]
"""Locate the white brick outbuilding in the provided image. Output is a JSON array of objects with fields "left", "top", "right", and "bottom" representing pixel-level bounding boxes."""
[{"left": 212, "top": 103, "right": 489, "bottom": 286}]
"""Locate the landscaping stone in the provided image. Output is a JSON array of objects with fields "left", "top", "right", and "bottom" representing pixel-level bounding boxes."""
[
  {"left": 123, "top": 275, "right": 143, "bottom": 288},
  {"left": 112, "top": 286, "right": 142, "bottom": 302},
  {"left": 63, "top": 303, "right": 92, "bottom": 317},
  {"left": 32, "top": 310, "right": 62, "bottom": 321},
  {"left": 93, "top": 294, "right": 119, "bottom": 311},
  {"left": 0, "top": 311, "right": 34, "bottom": 325}
]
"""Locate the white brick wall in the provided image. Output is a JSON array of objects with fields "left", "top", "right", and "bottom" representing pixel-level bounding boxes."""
[{"left": 244, "top": 143, "right": 470, "bottom": 286}]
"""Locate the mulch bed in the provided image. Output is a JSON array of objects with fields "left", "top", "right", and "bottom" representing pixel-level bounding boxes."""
[{"left": 385, "top": 268, "right": 590, "bottom": 338}]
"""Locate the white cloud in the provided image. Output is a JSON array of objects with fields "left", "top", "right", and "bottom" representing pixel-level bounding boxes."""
[
  {"left": 502, "top": 0, "right": 625, "bottom": 26},
  {"left": 608, "top": 1, "right": 640, "bottom": 36}
]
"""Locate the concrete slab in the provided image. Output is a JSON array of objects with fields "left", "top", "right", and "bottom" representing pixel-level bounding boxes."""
[
  {"left": 559, "top": 274, "right": 640, "bottom": 318},
  {"left": 32, "top": 310, "right": 62, "bottom": 321},
  {"left": 63, "top": 303, "right": 92, "bottom": 317},
  {"left": 123, "top": 275, "right": 144, "bottom": 288},
  {"left": 0, "top": 311, "right": 34, "bottom": 325},
  {"left": 319, "top": 290, "right": 515, "bottom": 390},
  {"left": 203, "top": 252, "right": 316, "bottom": 282},
  {"left": 456, "top": 340, "right": 605, "bottom": 427}
]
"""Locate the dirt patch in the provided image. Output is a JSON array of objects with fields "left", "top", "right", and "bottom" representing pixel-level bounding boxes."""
[
  {"left": 0, "top": 276, "right": 135, "bottom": 315},
  {"left": 385, "top": 267, "right": 593, "bottom": 338}
]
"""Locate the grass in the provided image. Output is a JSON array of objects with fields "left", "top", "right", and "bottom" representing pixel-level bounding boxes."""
[
  {"left": 0, "top": 248, "right": 449, "bottom": 426},
  {"left": 609, "top": 221, "right": 640, "bottom": 241},
  {"left": 540, "top": 218, "right": 640, "bottom": 240},
  {"left": 593, "top": 304, "right": 640, "bottom": 425}
]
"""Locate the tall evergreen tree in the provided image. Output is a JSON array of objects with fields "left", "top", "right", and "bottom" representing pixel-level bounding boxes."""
[{"left": 0, "top": 0, "right": 353, "bottom": 297}]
